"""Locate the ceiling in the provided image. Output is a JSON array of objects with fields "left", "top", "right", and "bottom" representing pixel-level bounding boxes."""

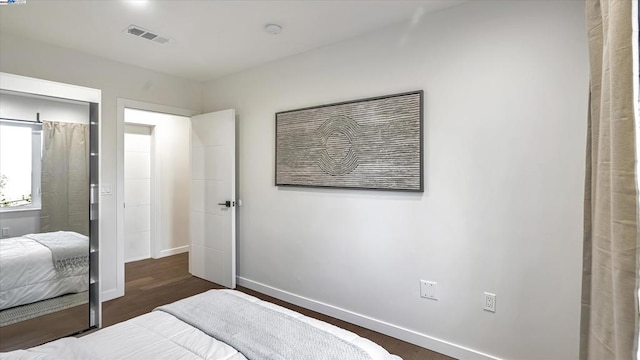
[{"left": 0, "top": 0, "right": 465, "bottom": 82}]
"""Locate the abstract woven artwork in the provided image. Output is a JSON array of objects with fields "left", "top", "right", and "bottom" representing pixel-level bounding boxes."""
[{"left": 275, "top": 91, "right": 423, "bottom": 191}]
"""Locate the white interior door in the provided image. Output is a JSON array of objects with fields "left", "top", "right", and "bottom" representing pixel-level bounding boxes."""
[
  {"left": 124, "top": 124, "right": 152, "bottom": 263},
  {"left": 190, "top": 109, "right": 236, "bottom": 288}
]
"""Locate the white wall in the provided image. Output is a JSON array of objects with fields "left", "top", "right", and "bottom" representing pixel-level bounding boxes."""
[
  {"left": 0, "top": 92, "right": 90, "bottom": 238},
  {"left": 125, "top": 108, "right": 190, "bottom": 259},
  {"left": 0, "top": 210, "right": 40, "bottom": 238},
  {"left": 0, "top": 33, "right": 202, "bottom": 300},
  {"left": 202, "top": 1, "right": 588, "bottom": 359}
]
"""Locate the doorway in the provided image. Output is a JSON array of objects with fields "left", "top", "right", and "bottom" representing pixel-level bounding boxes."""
[
  {"left": 114, "top": 100, "right": 236, "bottom": 301},
  {"left": 124, "top": 124, "right": 153, "bottom": 263},
  {"left": 120, "top": 107, "right": 191, "bottom": 291},
  {"left": 112, "top": 100, "right": 194, "bottom": 301}
]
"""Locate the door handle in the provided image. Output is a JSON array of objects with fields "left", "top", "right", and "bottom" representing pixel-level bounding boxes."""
[{"left": 218, "top": 200, "right": 234, "bottom": 208}]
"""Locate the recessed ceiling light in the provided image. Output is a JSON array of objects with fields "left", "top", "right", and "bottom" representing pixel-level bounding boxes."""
[
  {"left": 264, "top": 24, "right": 282, "bottom": 35},
  {"left": 125, "top": 0, "right": 148, "bottom": 7}
]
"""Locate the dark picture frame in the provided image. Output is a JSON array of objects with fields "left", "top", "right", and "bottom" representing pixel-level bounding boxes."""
[{"left": 275, "top": 90, "right": 423, "bottom": 192}]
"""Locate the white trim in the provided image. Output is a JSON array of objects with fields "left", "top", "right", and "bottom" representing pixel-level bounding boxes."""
[
  {"left": 119, "top": 99, "right": 195, "bottom": 118},
  {"left": 0, "top": 73, "right": 100, "bottom": 103},
  {"left": 237, "top": 277, "right": 502, "bottom": 360},
  {"left": 116, "top": 98, "right": 195, "bottom": 299},
  {"left": 124, "top": 255, "right": 151, "bottom": 263},
  {"left": 150, "top": 131, "right": 160, "bottom": 260},
  {"left": 230, "top": 111, "right": 237, "bottom": 289},
  {"left": 31, "top": 126, "right": 42, "bottom": 209},
  {"left": 158, "top": 245, "right": 189, "bottom": 258},
  {"left": 100, "top": 288, "right": 121, "bottom": 303},
  {"left": 0, "top": 206, "right": 41, "bottom": 213}
]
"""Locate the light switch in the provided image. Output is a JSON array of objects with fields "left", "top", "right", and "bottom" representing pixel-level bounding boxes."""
[{"left": 101, "top": 184, "right": 112, "bottom": 195}]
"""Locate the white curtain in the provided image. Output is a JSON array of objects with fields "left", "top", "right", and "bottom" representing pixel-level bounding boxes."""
[{"left": 40, "top": 121, "right": 89, "bottom": 236}]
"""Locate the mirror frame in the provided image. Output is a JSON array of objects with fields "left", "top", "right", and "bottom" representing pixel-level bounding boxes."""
[{"left": 0, "top": 72, "right": 102, "bottom": 332}]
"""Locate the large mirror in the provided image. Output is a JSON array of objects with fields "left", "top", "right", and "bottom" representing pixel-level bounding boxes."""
[{"left": 0, "top": 89, "right": 98, "bottom": 351}]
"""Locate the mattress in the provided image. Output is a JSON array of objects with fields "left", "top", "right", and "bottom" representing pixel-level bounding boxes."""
[
  {"left": 2, "top": 290, "right": 402, "bottom": 360},
  {"left": 0, "top": 235, "right": 88, "bottom": 310}
]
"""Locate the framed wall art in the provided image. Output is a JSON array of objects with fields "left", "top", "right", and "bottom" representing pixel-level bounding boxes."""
[{"left": 275, "top": 90, "right": 423, "bottom": 192}]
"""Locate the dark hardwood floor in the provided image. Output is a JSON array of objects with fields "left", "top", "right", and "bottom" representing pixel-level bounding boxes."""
[
  {"left": 3, "top": 253, "right": 455, "bottom": 360},
  {"left": 105, "top": 253, "right": 455, "bottom": 360},
  {"left": 102, "top": 252, "right": 218, "bottom": 326},
  {"left": 0, "top": 303, "right": 88, "bottom": 352}
]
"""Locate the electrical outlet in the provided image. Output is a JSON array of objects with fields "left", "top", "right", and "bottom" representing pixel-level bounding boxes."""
[
  {"left": 483, "top": 292, "right": 496, "bottom": 312},
  {"left": 1, "top": 228, "right": 9, "bottom": 237},
  {"left": 420, "top": 280, "right": 438, "bottom": 300}
]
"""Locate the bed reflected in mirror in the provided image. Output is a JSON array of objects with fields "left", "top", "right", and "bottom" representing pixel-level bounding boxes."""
[{"left": 0, "top": 90, "right": 91, "bottom": 351}]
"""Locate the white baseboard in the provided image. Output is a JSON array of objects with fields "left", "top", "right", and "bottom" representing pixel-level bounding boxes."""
[
  {"left": 157, "top": 245, "right": 190, "bottom": 258},
  {"left": 124, "top": 254, "right": 150, "bottom": 263},
  {"left": 237, "top": 277, "right": 501, "bottom": 360},
  {"left": 100, "top": 288, "right": 123, "bottom": 302}
]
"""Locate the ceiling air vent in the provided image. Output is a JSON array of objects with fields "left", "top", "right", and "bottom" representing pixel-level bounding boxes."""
[
  {"left": 141, "top": 32, "right": 157, "bottom": 40},
  {"left": 125, "top": 25, "right": 171, "bottom": 45},
  {"left": 127, "top": 27, "right": 145, "bottom": 36},
  {"left": 153, "top": 36, "right": 170, "bottom": 44}
]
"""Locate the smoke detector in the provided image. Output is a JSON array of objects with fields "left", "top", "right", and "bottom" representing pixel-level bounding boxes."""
[
  {"left": 125, "top": 25, "right": 171, "bottom": 44},
  {"left": 264, "top": 24, "right": 282, "bottom": 35}
]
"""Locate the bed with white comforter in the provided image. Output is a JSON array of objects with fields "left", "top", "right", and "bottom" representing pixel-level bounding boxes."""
[
  {"left": 2, "top": 290, "right": 402, "bottom": 360},
  {"left": 0, "top": 231, "right": 89, "bottom": 310}
]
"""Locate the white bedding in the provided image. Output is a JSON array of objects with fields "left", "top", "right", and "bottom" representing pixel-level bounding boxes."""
[
  {"left": 0, "top": 235, "right": 88, "bottom": 310},
  {"left": 2, "top": 290, "right": 402, "bottom": 360}
]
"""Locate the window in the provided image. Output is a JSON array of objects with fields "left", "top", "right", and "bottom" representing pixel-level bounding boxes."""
[{"left": 0, "top": 121, "right": 41, "bottom": 209}]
